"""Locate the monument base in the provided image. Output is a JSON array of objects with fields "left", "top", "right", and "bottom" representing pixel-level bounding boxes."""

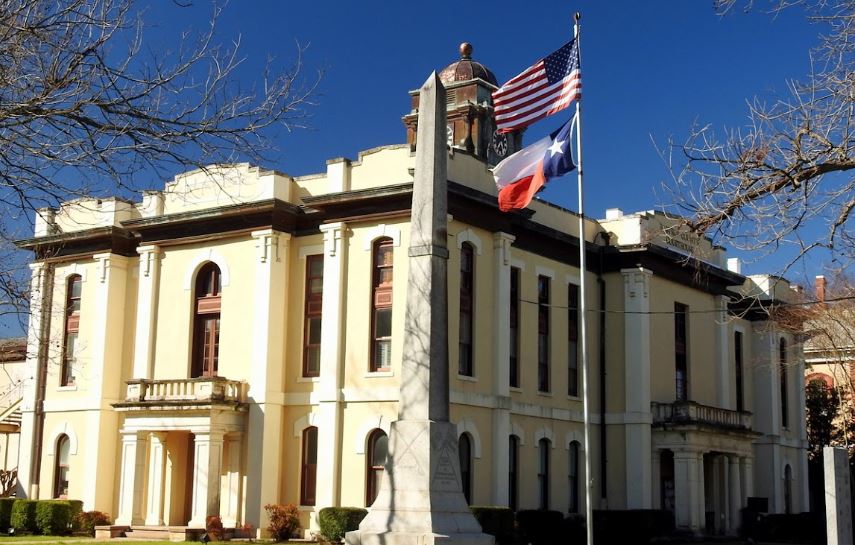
[{"left": 345, "top": 420, "right": 494, "bottom": 545}]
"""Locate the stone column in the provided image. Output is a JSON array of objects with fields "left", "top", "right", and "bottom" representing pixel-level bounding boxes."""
[
  {"left": 316, "top": 222, "right": 347, "bottom": 512},
  {"left": 622, "top": 268, "right": 653, "bottom": 509},
  {"left": 244, "top": 230, "right": 289, "bottom": 528},
  {"left": 17, "top": 262, "right": 53, "bottom": 499},
  {"left": 742, "top": 457, "right": 754, "bottom": 500},
  {"left": 145, "top": 432, "right": 168, "bottom": 526},
  {"left": 729, "top": 455, "right": 742, "bottom": 535},
  {"left": 674, "top": 449, "right": 702, "bottom": 531},
  {"left": 221, "top": 434, "right": 243, "bottom": 527},
  {"left": 116, "top": 431, "right": 148, "bottom": 526},
  {"left": 347, "top": 73, "right": 491, "bottom": 545},
  {"left": 133, "top": 245, "right": 161, "bottom": 379},
  {"left": 698, "top": 453, "right": 706, "bottom": 532},
  {"left": 188, "top": 431, "right": 224, "bottom": 527},
  {"left": 825, "top": 447, "right": 853, "bottom": 545},
  {"left": 491, "top": 232, "right": 514, "bottom": 506},
  {"left": 715, "top": 296, "right": 730, "bottom": 408}
]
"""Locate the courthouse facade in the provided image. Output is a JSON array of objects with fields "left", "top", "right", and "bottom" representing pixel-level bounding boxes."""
[{"left": 13, "top": 47, "right": 807, "bottom": 536}]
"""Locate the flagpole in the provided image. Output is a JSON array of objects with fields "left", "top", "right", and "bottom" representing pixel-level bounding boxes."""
[{"left": 573, "top": 12, "right": 594, "bottom": 545}]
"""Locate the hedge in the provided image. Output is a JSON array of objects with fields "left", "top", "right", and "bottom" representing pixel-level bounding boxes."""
[
  {"left": 10, "top": 499, "right": 38, "bottom": 534},
  {"left": 318, "top": 507, "right": 368, "bottom": 542},
  {"left": 0, "top": 498, "right": 16, "bottom": 531},
  {"left": 469, "top": 506, "right": 513, "bottom": 545},
  {"left": 592, "top": 509, "right": 674, "bottom": 544},
  {"left": 35, "top": 501, "right": 71, "bottom": 536},
  {"left": 515, "top": 510, "right": 563, "bottom": 545}
]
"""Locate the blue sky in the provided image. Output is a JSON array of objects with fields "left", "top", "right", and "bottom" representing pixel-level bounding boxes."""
[{"left": 130, "top": 3, "right": 823, "bottom": 277}]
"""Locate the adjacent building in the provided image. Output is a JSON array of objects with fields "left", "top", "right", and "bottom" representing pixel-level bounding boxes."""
[{"left": 12, "top": 45, "right": 808, "bottom": 537}]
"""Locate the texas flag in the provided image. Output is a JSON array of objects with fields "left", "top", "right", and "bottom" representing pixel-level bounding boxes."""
[{"left": 493, "top": 116, "right": 576, "bottom": 212}]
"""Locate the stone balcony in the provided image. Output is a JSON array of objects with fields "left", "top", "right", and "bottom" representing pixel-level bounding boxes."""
[
  {"left": 114, "top": 377, "right": 248, "bottom": 411},
  {"left": 651, "top": 400, "right": 752, "bottom": 432}
]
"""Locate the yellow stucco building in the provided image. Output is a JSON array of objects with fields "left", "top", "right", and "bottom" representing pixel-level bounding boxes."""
[{"left": 13, "top": 47, "right": 807, "bottom": 538}]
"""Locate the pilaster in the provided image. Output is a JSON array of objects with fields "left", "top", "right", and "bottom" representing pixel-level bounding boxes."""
[
  {"left": 17, "top": 262, "right": 52, "bottom": 498},
  {"left": 622, "top": 267, "right": 652, "bottom": 509},
  {"left": 245, "top": 229, "right": 289, "bottom": 527},
  {"left": 491, "top": 232, "right": 514, "bottom": 506},
  {"left": 742, "top": 456, "right": 754, "bottom": 499},
  {"left": 673, "top": 448, "right": 703, "bottom": 531},
  {"left": 133, "top": 245, "right": 162, "bottom": 379},
  {"left": 145, "top": 432, "right": 167, "bottom": 526},
  {"left": 315, "top": 222, "right": 347, "bottom": 509},
  {"left": 221, "top": 433, "right": 243, "bottom": 527},
  {"left": 728, "top": 455, "right": 742, "bottom": 534},
  {"left": 116, "top": 431, "right": 148, "bottom": 526},
  {"left": 715, "top": 295, "right": 730, "bottom": 408},
  {"left": 189, "top": 431, "right": 224, "bottom": 527}
]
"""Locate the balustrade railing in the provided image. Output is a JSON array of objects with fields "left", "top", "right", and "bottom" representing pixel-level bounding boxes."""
[
  {"left": 651, "top": 400, "right": 752, "bottom": 430},
  {"left": 125, "top": 377, "right": 248, "bottom": 404}
]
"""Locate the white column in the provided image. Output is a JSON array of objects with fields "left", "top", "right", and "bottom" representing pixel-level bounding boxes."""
[
  {"left": 133, "top": 245, "right": 162, "bottom": 379},
  {"left": 715, "top": 296, "right": 730, "bottom": 408},
  {"left": 221, "top": 434, "right": 243, "bottom": 527},
  {"left": 729, "top": 455, "right": 742, "bottom": 534},
  {"left": 674, "top": 449, "right": 702, "bottom": 530},
  {"left": 188, "top": 431, "right": 224, "bottom": 527},
  {"left": 742, "top": 456, "right": 754, "bottom": 500},
  {"left": 651, "top": 449, "right": 661, "bottom": 509},
  {"left": 116, "top": 431, "right": 148, "bottom": 526},
  {"left": 316, "top": 223, "right": 347, "bottom": 510},
  {"left": 145, "top": 432, "right": 168, "bottom": 526},
  {"left": 721, "top": 456, "right": 730, "bottom": 532},
  {"left": 17, "top": 262, "right": 52, "bottom": 499},
  {"left": 698, "top": 453, "right": 706, "bottom": 532},
  {"left": 622, "top": 268, "right": 653, "bottom": 509},
  {"left": 491, "top": 232, "right": 514, "bottom": 506},
  {"left": 245, "top": 230, "right": 289, "bottom": 528}
]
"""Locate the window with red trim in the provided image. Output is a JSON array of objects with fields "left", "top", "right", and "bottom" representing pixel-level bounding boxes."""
[
  {"left": 192, "top": 263, "right": 221, "bottom": 378},
  {"left": 371, "top": 239, "right": 393, "bottom": 372},
  {"left": 365, "top": 429, "right": 387, "bottom": 506},
  {"left": 303, "top": 255, "right": 323, "bottom": 377},
  {"left": 61, "top": 275, "right": 81, "bottom": 386},
  {"left": 459, "top": 243, "right": 474, "bottom": 376},
  {"left": 300, "top": 426, "right": 318, "bottom": 506}
]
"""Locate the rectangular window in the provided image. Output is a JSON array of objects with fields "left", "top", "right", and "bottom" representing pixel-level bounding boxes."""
[
  {"left": 510, "top": 267, "right": 520, "bottom": 388},
  {"left": 538, "top": 276, "right": 551, "bottom": 393},
  {"left": 568, "top": 283, "right": 579, "bottom": 397},
  {"left": 780, "top": 338, "right": 789, "bottom": 428},
  {"left": 458, "top": 244, "right": 474, "bottom": 376},
  {"left": 61, "top": 275, "right": 82, "bottom": 386},
  {"left": 735, "top": 331, "right": 744, "bottom": 412},
  {"left": 674, "top": 302, "right": 688, "bottom": 401},
  {"left": 371, "top": 240, "right": 394, "bottom": 372},
  {"left": 300, "top": 427, "right": 318, "bottom": 506},
  {"left": 303, "top": 255, "right": 323, "bottom": 377}
]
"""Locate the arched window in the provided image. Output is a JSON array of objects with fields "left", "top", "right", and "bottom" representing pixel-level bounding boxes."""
[
  {"left": 61, "top": 275, "right": 82, "bottom": 386},
  {"left": 303, "top": 255, "right": 324, "bottom": 377},
  {"left": 784, "top": 464, "right": 793, "bottom": 514},
  {"left": 538, "top": 438, "right": 550, "bottom": 509},
  {"left": 509, "top": 435, "right": 519, "bottom": 511},
  {"left": 568, "top": 441, "right": 580, "bottom": 513},
  {"left": 366, "top": 429, "right": 388, "bottom": 506},
  {"left": 459, "top": 433, "right": 473, "bottom": 504},
  {"left": 371, "top": 238, "right": 393, "bottom": 372},
  {"left": 459, "top": 243, "right": 474, "bottom": 376},
  {"left": 54, "top": 434, "right": 70, "bottom": 498},
  {"left": 300, "top": 426, "right": 318, "bottom": 506},
  {"left": 780, "top": 338, "right": 789, "bottom": 428},
  {"left": 192, "top": 263, "right": 222, "bottom": 378}
]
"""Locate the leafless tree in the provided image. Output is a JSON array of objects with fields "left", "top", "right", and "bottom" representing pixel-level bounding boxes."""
[
  {"left": 0, "top": 0, "right": 320, "bottom": 323},
  {"left": 662, "top": 0, "right": 855, "bottom": 272}
]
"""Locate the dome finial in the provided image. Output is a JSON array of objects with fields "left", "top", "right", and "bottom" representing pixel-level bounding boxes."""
[{"left": 459, "top": 42, "right": 473, "bottom": 59}]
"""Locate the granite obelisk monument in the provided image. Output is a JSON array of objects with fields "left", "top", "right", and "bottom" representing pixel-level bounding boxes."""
[{"left": 345, "top": 73, "right": 493, "bottom": 545}]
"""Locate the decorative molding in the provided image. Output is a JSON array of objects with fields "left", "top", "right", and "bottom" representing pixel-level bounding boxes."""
[
  {"left": 292, "top": 412, "right": 321, "bottom": 437},
  {"left": 252, "top": 229, "right": 289, "bottom": 264},
  {"left": 565, "top": 431, "right": 585, "bottom": 451},
  {"left": 353, "top": 415, "right": 393, "bottom": 454},
  {"left": 93, "top": 253, "right": 129, "bottom": 284},
  {"left": 362, "top": 224, "right": 401, "bottom": 250},
  {"left": 456, "top": 228, "right": 483, "bottom": 255},
  {"left": 136, "top": 245, "right": 161, "bottom": 278},
  {"left": 621, "top": 267, "right": 653, "bottom": 299},
  {"left": 59, "top": 262, "right": 88, "bottom": 283},
  {"left": 320, "top": 223, "right": 346, "bottom": 257},
  {"left": 456, "top": 419, "right": 483, "bottom": 459},
  {"left": 534, "top": 427, "right": 556, "bottom": 447},
  {"left": 535, "top": 266, "right": 555, "bottom": 279},
  {"left": 46, "top": 421, "right": 79, "bottom": 456},
  {"left": 183, "top": 249, "right": 231, "bottom": 290},
  {"left": 510, "top": 421, "right": 526, "bottom": 446},
  {"left": 299, "top": 244, "right": 325, "bottom": 259},
  {"left": 510, "top": 258, "right": 526, "bottom": 271},
  {"left": 493, "top": 232, "right": 515, "bottom": 266}
]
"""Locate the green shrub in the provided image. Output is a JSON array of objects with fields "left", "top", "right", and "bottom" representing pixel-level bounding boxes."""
[
  {"left": 73, "top": 511, "right": 111, "bottom": 537},
  {"left": 592, "top": 510, "right": 674, "bottom": 544},
  {"left": 317, "top": 507, "right": 368, "bottom": 542},
  {"left": 265, "top": 503, "right": 301, "bottom": 541},
  {"left": 35, "top": 500, "right": 71, "bottom": 535},
  {"left": 66, "top": 500, "right": 83, "bottom": 527},
  {"left": 515, "top": 510, "right": 563, "bottom": 545},
  {"left": 469, "top": 506, "right": 513, "bottom": 545},
  {"left": 10, "top": 499, "right": 38, "bottom": 534},
  {"left": 0, "top": 498, "right": 16, "bottom": 531}
]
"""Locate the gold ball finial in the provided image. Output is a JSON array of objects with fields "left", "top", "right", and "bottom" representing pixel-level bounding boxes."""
[{"left": 459, "top": 42, "right": 473, "bottom": 59}]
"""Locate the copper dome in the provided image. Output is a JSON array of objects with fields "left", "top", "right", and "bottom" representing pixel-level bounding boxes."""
[{"left": 438, "top": 42, "right": 497, "bottom": 87}]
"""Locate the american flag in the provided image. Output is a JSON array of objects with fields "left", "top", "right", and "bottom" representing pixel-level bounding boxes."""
[{"left": 493, "top": 39, "right": 582, "bottom": 134}]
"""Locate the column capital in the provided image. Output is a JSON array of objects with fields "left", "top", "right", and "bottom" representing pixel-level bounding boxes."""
[
  {"left": 320, "top": 222, "right": 348, "bottom": 257},
  {"left": 492, "top": 232, "right": 515, "bottom": 266},
  {"left": 137, "top": 245, "right": 162, "bottom": 278},
  {"left": 93, "top": 253, "right": 130, "bottom": 283},
  {"left": 621, "top": 267, "right": 653, "bottom": 299},
  {"left": 251, "top": 229, "right": 290, "bottom": 264}
]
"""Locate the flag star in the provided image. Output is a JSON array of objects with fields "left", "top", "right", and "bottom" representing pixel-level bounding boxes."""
[{"left": 547, "top": 137, "right": 566, "bottom": 157}]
